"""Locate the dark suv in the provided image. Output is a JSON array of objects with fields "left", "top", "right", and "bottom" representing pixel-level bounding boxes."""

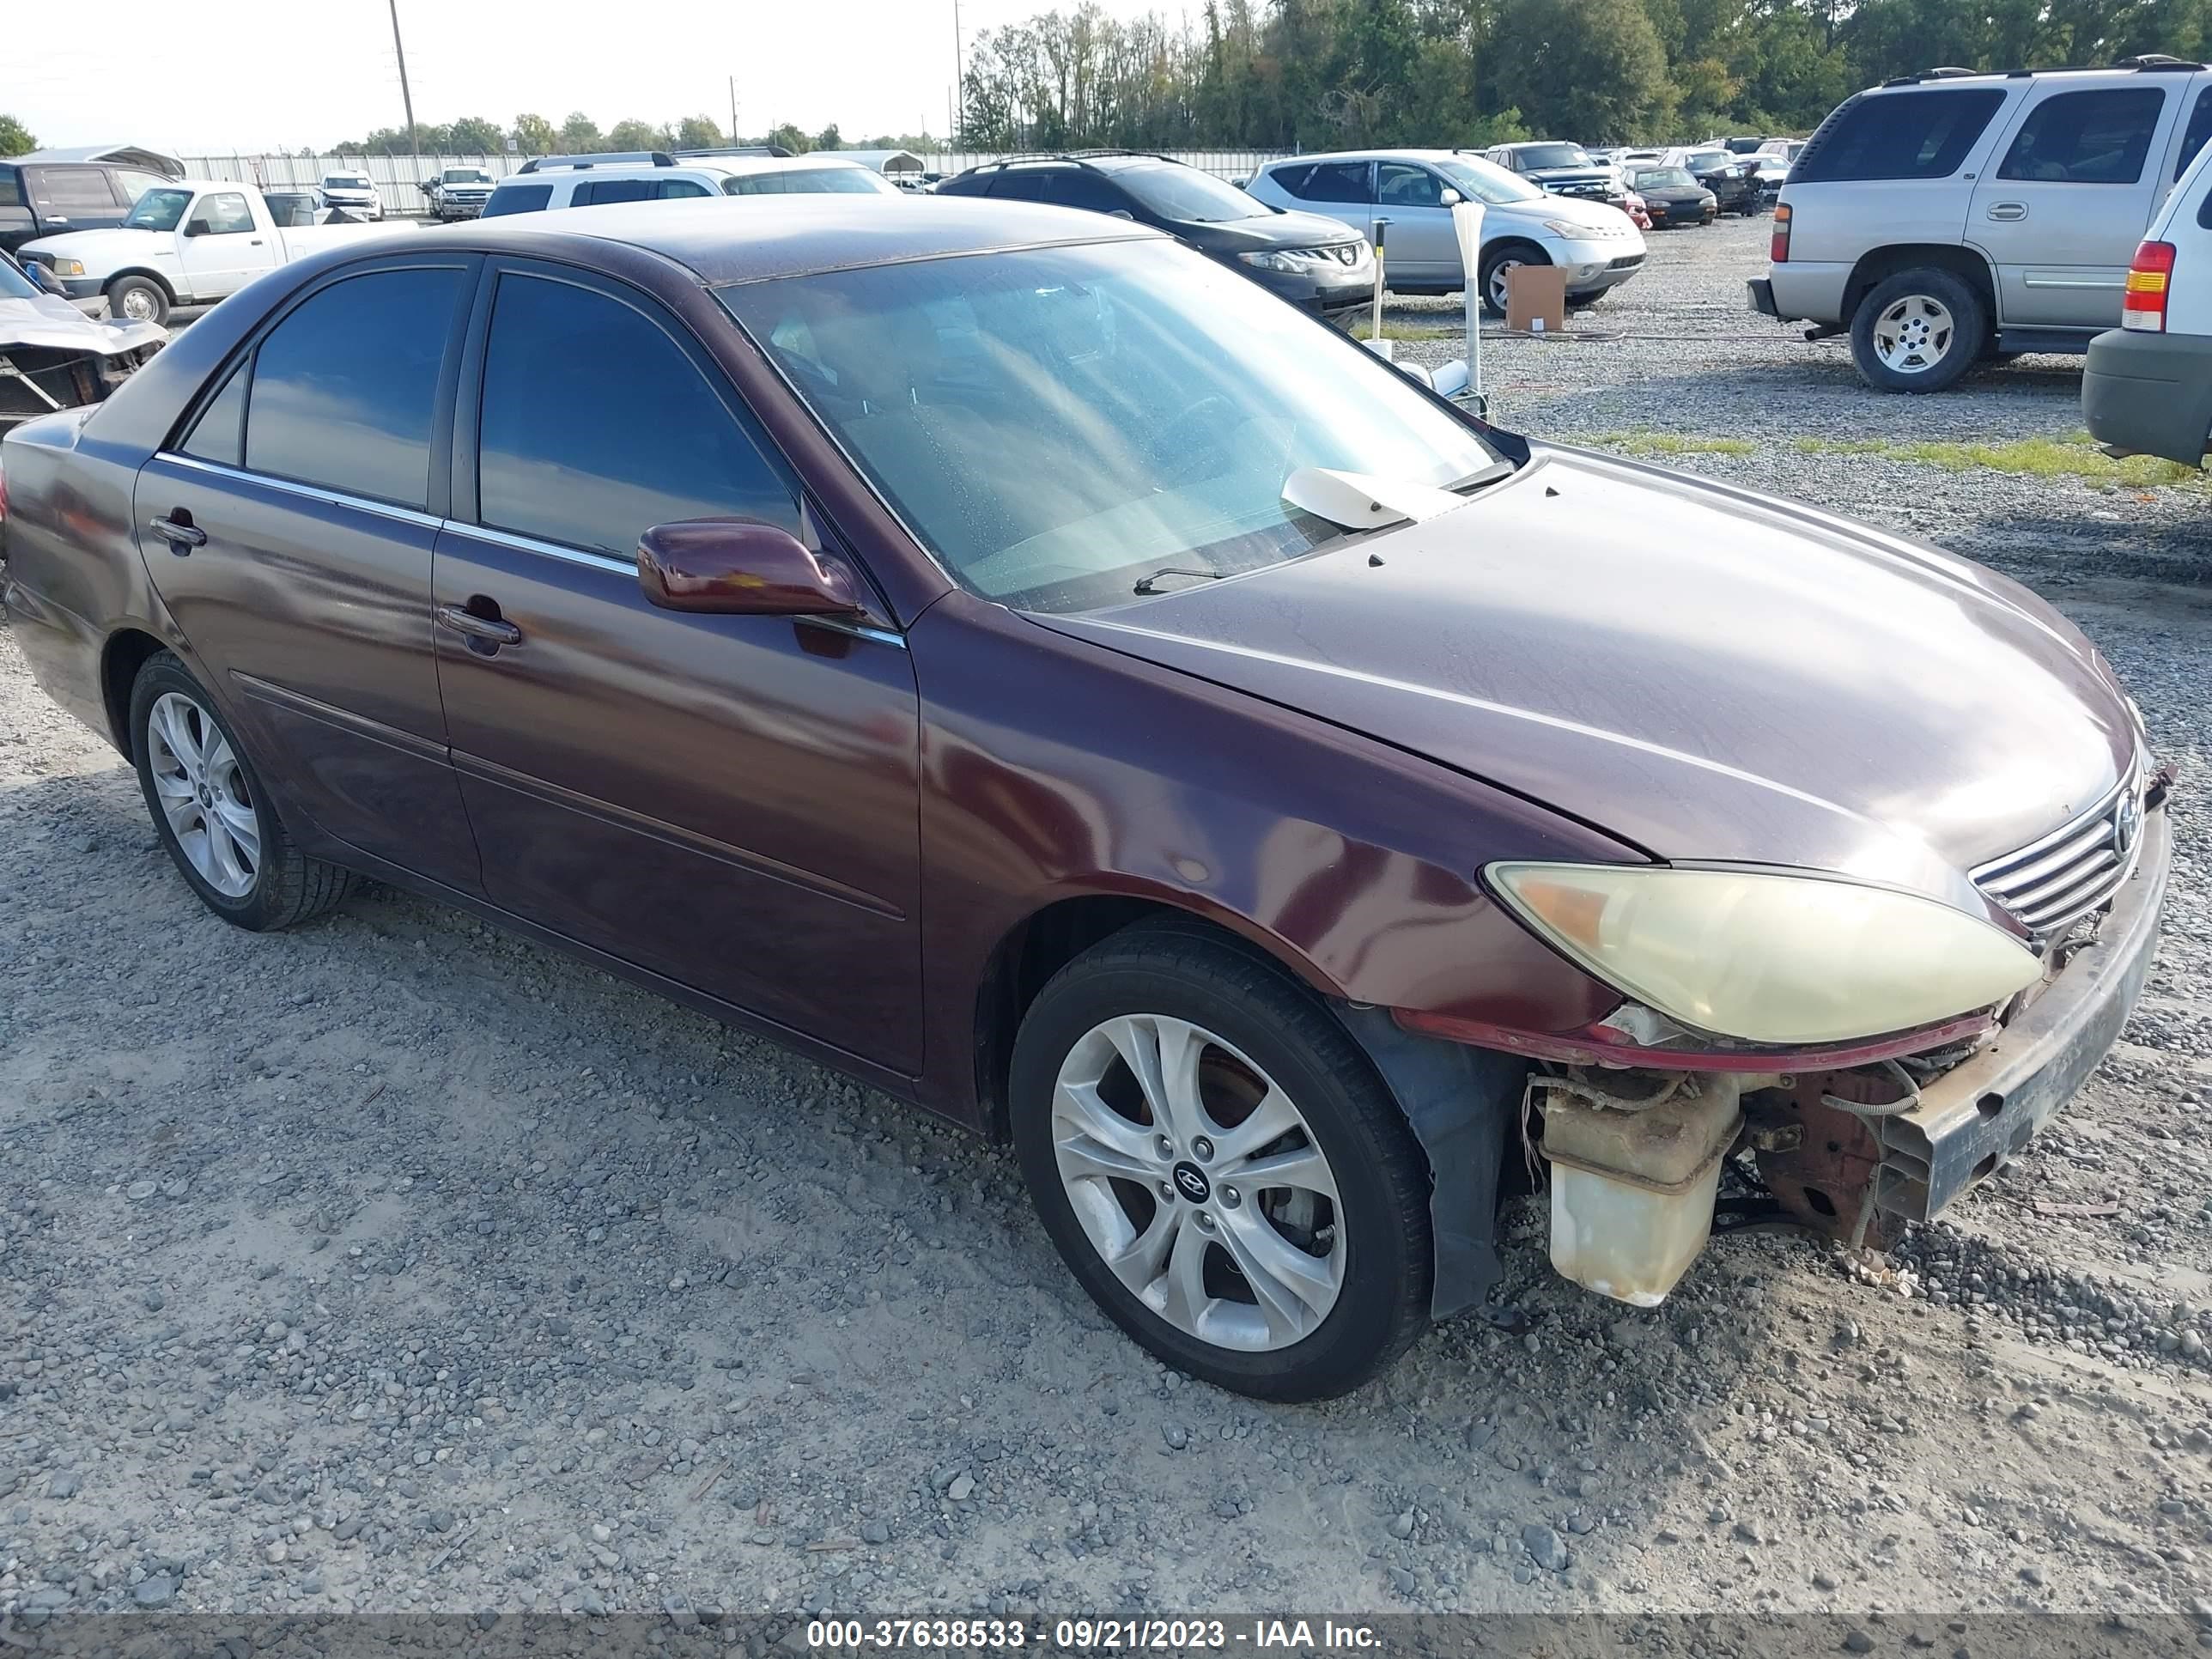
[
  {"left": 0, "top": 160, "right": 173, "bottom": 254},
  {"left": 935, "top": 151, "right": 1375, "bottom": 319}
]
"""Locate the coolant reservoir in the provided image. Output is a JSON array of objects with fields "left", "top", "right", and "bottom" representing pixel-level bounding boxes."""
[{"left": 1542, "top": 1081, "right": 1742, "bottom": 1307}]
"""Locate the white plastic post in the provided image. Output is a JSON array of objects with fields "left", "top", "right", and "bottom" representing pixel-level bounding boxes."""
[
  {"left": 1369, "top": 216, "right": 1389, "bottom": 346},
  {"left": 1450, "top": 199, "right": 1486, "bottom": 413}
]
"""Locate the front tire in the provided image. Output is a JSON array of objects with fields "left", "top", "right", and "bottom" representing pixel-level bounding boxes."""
[
  {"left": 1010, "top": 922, "right": 1432, "bottom": 1401},
  {"left": 1850, "top": 268, "right": 1987, "bottom": 393},
  {"left": 106, "top": 275, "right": 169, "bottom": 327},
  {"left": 130, "top": 653, "right": 359, "bottom": 931},
  {"left": 1477, "top": 241, "right": 1549, "bottom": 319}
]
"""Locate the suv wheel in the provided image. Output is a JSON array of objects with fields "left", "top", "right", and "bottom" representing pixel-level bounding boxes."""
[
  {"left": 1010, "top": 922, "right": 1432, "bottom": 1401},
  {"left": 1850, "top": 269, "right": 1986, "bottom": 393}
]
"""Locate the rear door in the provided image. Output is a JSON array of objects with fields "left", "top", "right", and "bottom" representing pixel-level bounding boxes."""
[
  {"left": 1970, "top": 82, "right": 2179, "bottom": 328},
  {"left": 0, "top": 167, "right": 32, "bottom": 251},
  {"left": 1374, "top": 161, "right": 1455, "bottom": 285},
  {"left": 21, "top": 166, "right": 128, "bottom": 236},
  {"left": 429, "top": 260, "right": 927, "bottom": 1070},
  {"left": 134, "top": 252, "right": 483, "bottom": 890}
]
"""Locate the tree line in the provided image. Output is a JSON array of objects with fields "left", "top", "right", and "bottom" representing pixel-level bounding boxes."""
[
  {"left": 954, "top": 0, "right": 2212, "bottom": 151},
  {"left": 327, "top": 114, "right": 939, "bottom": 159}
]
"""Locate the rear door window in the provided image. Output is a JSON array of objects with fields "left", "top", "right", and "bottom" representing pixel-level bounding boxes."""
[
  {"left": 27, "top": 167, "right": 122, "bottom": 210},
  {"left": 474, "top": 273, "right": 798, "bottom": 557},
  {"left": 1291, "top": 161, "right": 1372, "bottom": 203},
  {"left": 576, "top": 179, "right": 656, "bottom": 205},
  {"left": 1791, "top": 88, "right": 2008, "bottom": 182},
  {"left": 242, "top": 267, "right": 466, "bottom": 508},
  {"left": 1998, "top": 88, "right": 2166, "bottom": 184},
  {"left": 1030, "top": 170, "right": 1133, "bottom": 214},
  {"left": 483, "top": 184, "right": 552, "bottom": 216},
  {"left": 2178, "top": 87, "right": 2212, "bottom": 179},
  {"left": 659, "top": 179, "right": 712, "bottom": 198}
]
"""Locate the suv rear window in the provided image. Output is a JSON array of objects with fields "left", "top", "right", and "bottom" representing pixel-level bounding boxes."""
[
  {"left": 1792, "top": 88, "right": 2008, "bottom": 183},
  {"left": 482, "top": 184, "right": 551, "bottom": 217}
]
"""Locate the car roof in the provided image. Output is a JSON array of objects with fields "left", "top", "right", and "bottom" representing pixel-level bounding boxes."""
[
  {"left": 498, "top": 155, "right": 872, "bottom": 188},
  {"left": 1260, "top": 149, "right": 1487, "bottom": 167},
  {"left": 428, "top": 194, "right": 1162, "bottom": 286}
]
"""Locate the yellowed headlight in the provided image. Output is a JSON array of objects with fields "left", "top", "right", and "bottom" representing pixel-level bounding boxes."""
[{"left": 1488, "top": 862, "right": 2041, "bottom": 1045}]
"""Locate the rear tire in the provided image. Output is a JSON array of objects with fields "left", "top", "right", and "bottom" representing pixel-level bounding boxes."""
[
  {"left": 1010, "top": 921, "right": 1432, "bottom": 1401},
  {"left": 106, "top": 275, "right": 169, "bottom": 327},
  {"left": 130, "top": 652, "right": 360, "bottom": 931},
  {"left": 1850, "top": 268, "right": 1986, "bottom": 393}
]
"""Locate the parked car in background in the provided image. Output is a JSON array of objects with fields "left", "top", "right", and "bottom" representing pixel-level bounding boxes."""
[
  {"left": 937, "top": 152, "right": 1376, "bottom": 321},
  {"left": 1, "top": 195, "right": 2167, "bottom": 1402},
  {"left": 1707, "top": 136, "right": 1771, "bottom": 155},
  {"left": 0, "top": 247, "right": 165, "bottom": 430},
  {"left": 1756, "top": 138, "right": 1806, "bottom": 164},
  {"left": 1481, "top": 142, "right": 1617, "bottom": 204},
  {"left": 2082, "top": 131, "right": 2212, "bottom": 464},
  {"left": 1662, "top": 147, "right": 1763, "bottom": 214},
  {"left": 485, "top": 152, "right": 897, "bottom": 218},
  {"left": 422, "top": 167, "right": 495, "bottom": 221},
  {"left": 319, "top": 170, "right": 384, "bottom": 220},
  {"left": 1753, "top": 155, "right": 1790, "bottom": 204},
  {"left": 19, "top": 181, "right": 411, "bottom": 325},
  {"left": 1245, "top": 149, "right": 1644, "bottom": 313},
  {"left": 1753, "top": 59, "right": 2212, "bottom": 392},
  {"left": 1625, "top": 165, "right": 1717, "bottom": 228},
  {"left": 1, "top": 158, "right": 175, "bottom": 255}
]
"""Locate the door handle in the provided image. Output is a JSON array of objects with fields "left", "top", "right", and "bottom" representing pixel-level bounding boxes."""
[
  {"left": 149, "top": 513, "right": 205, "bottom": 552},
  {"left": 249, "top": 239, "right": 264, "bottom": 246},
  {"left": 435, "top": 602, "right": 522, "bottom": 648},
  {"left": 1986, "top": 202, "right": 2028, "bottom": 222}
]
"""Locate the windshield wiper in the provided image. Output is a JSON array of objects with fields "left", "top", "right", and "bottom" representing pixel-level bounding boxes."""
[{"left": 1132, "top": 566, "right": 1227, "bottom": 595}]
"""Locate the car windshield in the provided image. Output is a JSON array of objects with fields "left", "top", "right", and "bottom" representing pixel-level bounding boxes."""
[
  {"left": 1514, "top": 144, "right": 1594, "bottom": 169},
  {"left": 1431, "top": 156, "right": 1546, "bottom": 205},
  {"left": 0, "top": 255, "right": 40, "bottom": 301},
  {"left": 720, "top": 239, "right": 1503, "bottom": 615},
  {"left": 123, "top": 187, "right": 192, "bottom": 230},
  {"left": 724, "top": 167, "right": 891, "bottom": 196},
  {"left": 325, "top": 174, "right": 367, "bottom": 187},
  {"left": 1111, "top": 163, "right": 1261, "bottom": 223},
  {"left": 446, "top": 170, "right": 490, "bottom": 184},
  {"left": 1635, "top": 167, "right": 1695, "bottom": 189}
]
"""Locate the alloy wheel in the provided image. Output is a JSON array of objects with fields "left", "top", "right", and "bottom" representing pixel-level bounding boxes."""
[
  {"left": 1870, "top": 294, "right": 1955, "bottom": 375},
  {"left": 145, "top": 691, "right": 261, "bottom": 897},
  {"left": 1050, "top": 1013, "right": 1345, "bottom": 1352},
  {"left": 1486, "top": 259, "right": 1527, "bottom": 313}
]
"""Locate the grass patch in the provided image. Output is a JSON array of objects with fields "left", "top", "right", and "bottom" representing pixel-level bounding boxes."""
[
  {"left": 1793, "top": 430, "right": 2203, "bottom": 489},
  {"left": 1588, "top": 430, "right": 1758, "bottom": 456},
  {"left": 1349, "top": 322, "right": 1460, "bottom": 342}
]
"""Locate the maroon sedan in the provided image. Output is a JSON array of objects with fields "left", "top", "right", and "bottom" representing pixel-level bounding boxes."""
[{"left": 0, "top": 198, "right": 2169, "bottom": 1400}]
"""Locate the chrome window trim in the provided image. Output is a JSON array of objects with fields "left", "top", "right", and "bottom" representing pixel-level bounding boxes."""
[{"left": 159, "top": 453, "right": 443, "bottom": 530}]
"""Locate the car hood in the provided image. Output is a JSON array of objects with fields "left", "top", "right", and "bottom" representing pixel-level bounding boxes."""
[
  {"left": 0, "top": 291, "right": 167, "bottom": 356},
  {"left": 1030, "top": 448, "right": 2136, "bottom": 913},
  {"left": 1507, "top": 194, "right": 1629, "bottom": 234},
  {"left": 1188, "top": 210, "right": 1365, "bottom": 252}
]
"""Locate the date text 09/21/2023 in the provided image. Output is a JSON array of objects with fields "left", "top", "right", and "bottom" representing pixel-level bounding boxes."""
[{"left": 802, "top": 1619, "right": 1382, "bottom": 1650}]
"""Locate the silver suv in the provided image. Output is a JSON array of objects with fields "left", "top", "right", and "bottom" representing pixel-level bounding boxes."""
[{"left": 1751, "top": 57, "right": 2212, "bottom": 391}]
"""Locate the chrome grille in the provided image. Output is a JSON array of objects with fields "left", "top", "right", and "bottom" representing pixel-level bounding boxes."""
[{"left": 1972, "top": 768, "right": 2145, "bottom": 937}]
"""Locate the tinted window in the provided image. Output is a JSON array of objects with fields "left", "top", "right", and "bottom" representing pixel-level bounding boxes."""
[
  {"left": 577, "top": 179, "right": 655, "bottom": 205},
  {"left": 1266, "top": 162, "right": 1315, "bottom": 197},
  {"left": 1376, "top": 163, "right": 1443, "bottom": 208},
  {"left": 477, "top": 275, "right": 795, "bottom": 558},
  {"left": 988, "top": 170, "right": 1058, "bottom": 203},
  {"left": 0, "top": 170, "right": 20, "bottom": 208},
  {"left": 659, "top": 179, "right": 712, "bottom": 198},
  {"left": 723, "top": 167, "right": 887, "bottom": 195},
  {"left": 196, "top": 192, "right": 255, "bottom": 234},
  {"left": 182, "top": 363, "right": 248, "bottom": 467},
  {"left": 245, "top": 267, "right": 464, "bottom": 508},
  {"left": 31, "top": 168, "right": 119, "bottom": 210},
  {"left": 482, "top": 184, "right": 552, "bottom": 217},
  {"left": 1999, "top": 88, "right": 2165, "bottom": 184},
  {"left": 1030, "top": 170, "right": 1132, "bottom": 214},
  {"left": 1792, "top": 88, "right": 2008, "bottom": 182},
  {"left": 2179, "top": 88, "right": 2212, "bottom": 179},
  {"left": 1510, "top": 144, "right": 1594, "bottom": 169},
  {"left": 1289, "top": 160, "right": 1370, "bottom": 203}
]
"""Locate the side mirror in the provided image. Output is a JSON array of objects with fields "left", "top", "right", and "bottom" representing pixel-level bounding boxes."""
[
  {"left": 1439, "top": 187, "right": 1462, "bottom": 207},
  {"left": 638, "top": 518, "right": 867, "bottom": 617},
  {"left": 182, "top": 218, "right": 210, "bottom": 237}
]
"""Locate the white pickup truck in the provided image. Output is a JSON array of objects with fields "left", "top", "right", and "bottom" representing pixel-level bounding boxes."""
[{"left": 18, "top": 180, "right": 411, "bottom": 326}]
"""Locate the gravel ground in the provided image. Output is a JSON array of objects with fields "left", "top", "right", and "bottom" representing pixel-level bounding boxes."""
[{"left": 5, "top": 213, "right": 2212, "bottom": 1632}]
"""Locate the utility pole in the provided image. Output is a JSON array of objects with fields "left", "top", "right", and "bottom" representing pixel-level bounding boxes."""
[
  {"left": 729, "top": 76, "right": 739, "bottom": 143},
  {"left": 951, "top": 0, "right": 964, "bottom": 143},
  {"left": 386, "top": 0, "right": 420, "bottom": 156}
]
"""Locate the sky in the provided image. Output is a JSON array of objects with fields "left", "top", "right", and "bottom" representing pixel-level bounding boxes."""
[{"left": 5, "top": 0, "right": 1176, "bottom": 155}]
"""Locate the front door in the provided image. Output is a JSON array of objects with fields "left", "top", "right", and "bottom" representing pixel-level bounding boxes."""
[
  {"left": 430, "top": 263, "right": 927, "bottom": 1073},
  {"left": 1374, "top": 161, "right": 1456, "bottom": 287},
  {"left": 176, "top": 190, "right": 272, "bottom": 299},
  {"left": 1970, "top": 84, "right": 2179, "bottom": 329},
  {"left": 134, "top": 254, "right": 483, "bottom": 890}
]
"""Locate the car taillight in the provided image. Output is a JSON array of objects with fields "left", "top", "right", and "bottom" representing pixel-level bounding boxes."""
[
  {"left": 2123, "top": 240, "right": 2176, "bottom": 331},
  {"left": 1769, "top": 203, "right": 1790, "bottom": 264}
]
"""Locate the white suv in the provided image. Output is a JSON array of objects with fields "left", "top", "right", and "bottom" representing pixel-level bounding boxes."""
[
  {"left": 481, "top": 152, "right": 896, "bottom": 217},
  {"left": 1751, "top": 58, "right": 2212, "bottom": 391},
  {"left": 2081, "top": 134, "right": 2212, "bottom": 464},
  {"left": 1243, "top": 149, "right": 1645, "bottom": 314}
]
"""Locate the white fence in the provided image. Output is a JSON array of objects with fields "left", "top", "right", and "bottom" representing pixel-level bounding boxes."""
[{"left": 176, "top": 149, "right": 1296, "bottom": 215}]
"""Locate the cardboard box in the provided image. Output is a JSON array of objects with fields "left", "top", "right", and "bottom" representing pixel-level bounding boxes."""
[{"left": 1505, "top": 264, "right": 1567, "bottom": 334}]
